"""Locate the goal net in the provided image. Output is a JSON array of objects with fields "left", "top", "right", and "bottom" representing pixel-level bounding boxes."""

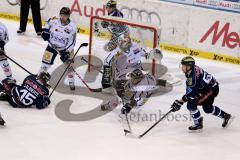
[{"left": 88, "top": 16, "right": 161, "bottom": 75}]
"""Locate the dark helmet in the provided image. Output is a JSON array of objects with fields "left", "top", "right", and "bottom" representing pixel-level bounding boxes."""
[
  {"left": 106, "top": 0, "right": 117, "bottom": 8},
  {"left": 60, "top": 7, "right": 71, "bottom": 15},
  {"left": 130, "top": 69, "right": 144, "bottom": 80},
  {"left": 37, "top": 72, "right": 51, "bottom": 86},
  {"left": 181, "top": 56, "right": 195, "bottom": 67}
]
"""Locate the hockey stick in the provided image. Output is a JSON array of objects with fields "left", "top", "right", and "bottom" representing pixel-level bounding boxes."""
[
  {"left": 71, "top": 67, "right": 102, "bottom": 92},
  {"left": 49, "top": 43, "right": 88, "bottom": 98},
  {"left": 138, "top": 109, "right": 172, "bottom": 138},
  {"left": 123, "top": 113, "right": 133, "bottom": 136},
  {"left": 80, "top": 57, "right": 103, "bottom": 74},
  {"left": 3, "top": 53, "right": 33, "bottom": 75}
]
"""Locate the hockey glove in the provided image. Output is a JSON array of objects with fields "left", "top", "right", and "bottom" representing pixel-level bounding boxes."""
[
  {"left": 121, "top": 103, "right": 133, "bottom": 114},
  {"left": 0, "top": 40, "right": 5, "bottom": 55},
  {"left": 41, "top": 29, "right": 50, "bottom": 41},
  {"left": 101, "top": 21, "right": 110, "bottom": 28},
  {"left": 171, "top": 100, "right": 184, "bottom": 112},
  {"left": 36, "top": 95, "right": 51, "bottom": 109},
  {"left": 59, "top": 50, "right": 70, "bottom": 62}
]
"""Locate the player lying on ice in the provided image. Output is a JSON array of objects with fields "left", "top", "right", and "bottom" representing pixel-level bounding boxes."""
[
  {"left": 0, "top": 72, "right": 51, "bottom": 109},
  {"left": 171, "top": 56, "right": 233, "bottom": 131}
]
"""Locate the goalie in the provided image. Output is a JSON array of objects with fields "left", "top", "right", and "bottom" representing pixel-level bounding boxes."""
[{"left": 101, "top": 34, "right": 162, "bottom": 90}]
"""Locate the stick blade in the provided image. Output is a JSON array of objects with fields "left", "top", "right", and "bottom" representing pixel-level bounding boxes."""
[{"left": 81, "top": 43, "right": 88, "bottom": 47}]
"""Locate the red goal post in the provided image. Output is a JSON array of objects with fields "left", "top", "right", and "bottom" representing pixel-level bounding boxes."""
[{"left": 88, "top": 15, "right": 161, "bottom": 75}]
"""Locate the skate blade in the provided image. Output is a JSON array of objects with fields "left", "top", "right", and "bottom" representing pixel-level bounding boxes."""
[
  {"left": 223, "top": 115, "right": 235, "bottom": 129},
  {"left": 188, "top": 128, "right": 203, "bottom": 133}
]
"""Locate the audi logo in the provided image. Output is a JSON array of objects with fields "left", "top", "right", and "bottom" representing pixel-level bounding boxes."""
[
  {"left": 120, "top": 6, "right": 161, "bottom": 27},
  {"left": 6, "top": 0, "right": 48, "bottom": 10}
]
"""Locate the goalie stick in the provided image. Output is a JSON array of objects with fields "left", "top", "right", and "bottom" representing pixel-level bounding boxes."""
[{"left": 49, "top": 43, "right": 88, "bottom": 98}]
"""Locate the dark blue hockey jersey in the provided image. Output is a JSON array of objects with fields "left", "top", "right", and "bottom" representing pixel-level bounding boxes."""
[
  {"left": 9, "top": 75, "right": 50, "bottom": 109},
  {"left": 108, "top": 9, "right": 124, "bottom": 18},
  {"left": 184, "top": 65, "right": 218, "bottom": 101}
]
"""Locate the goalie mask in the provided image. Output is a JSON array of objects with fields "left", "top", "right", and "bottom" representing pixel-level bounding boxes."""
[{"left": 118, "top": 34, "right": 132, "bottom": 52}]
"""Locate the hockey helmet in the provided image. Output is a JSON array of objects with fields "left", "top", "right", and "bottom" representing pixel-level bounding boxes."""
[
  {"left": 37, "top": 72, "right": 51, "bottom": 86},
  {"left": 60, "top": 7, "right": 71, "bottom": 15},
  {"left": 106, "top": 0, "right": 117, "bottom": 8},
  {"left": 181, "top": 56, "right": 195, "bottom": 67},
  {"left": 130, "top": 69, "right": 144, "bottom": 80}
]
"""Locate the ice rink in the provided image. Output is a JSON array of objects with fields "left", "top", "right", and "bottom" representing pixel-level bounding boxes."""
[{"left": 0, "top": 19, "right": 240, "bottom": 160}]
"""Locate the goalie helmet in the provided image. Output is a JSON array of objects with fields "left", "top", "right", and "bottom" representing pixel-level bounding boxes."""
[
  {"left": 118, "top": 34, "right": 132, "bottom": 52},
  {"left": 37, "top": 72, "right": 51, "bottom": 86}
]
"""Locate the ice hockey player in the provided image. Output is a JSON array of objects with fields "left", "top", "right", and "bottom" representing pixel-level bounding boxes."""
[
  {"left": 101, "top": 0, "right": 128, "bottom": 51},
  {"left": 0, "top": 112, "right": 5, "bottom": 126},
  {"left": 39, "top": 7, "right": 77, "bottom": 90},
  {"left": 0, "top": 72, "right": 51, "bottom": 109},
  {"left": 101, "top": 34, "right": 163, "bottom": 90},
  {"left": 101, "top": 68, "right": 170, "bottom": 113},
  {"left": 0, "top": 22, "right": 14, "bottom": 79},
  {"left": 171, "top": 56, "right": 233, "bottom": 131},
  {"left": 106, "top": 0, "right": 123, "bottom": 18},
  {"left": 101, "top": 34, "right": 151, "bottom": 90}
]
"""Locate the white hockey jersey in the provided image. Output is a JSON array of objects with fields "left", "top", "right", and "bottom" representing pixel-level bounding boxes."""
[
  {"left": 0, "top": 22, "right": 9, "bottom": 45},
  {"left": 105, "top": 42, "right": 147, "bottom": 80},
  {"left": 45, "top": 17, "right": 77, "bottom": 52},
  {"left": 123, "top": 73, "right": 157, "bottom": 107}
]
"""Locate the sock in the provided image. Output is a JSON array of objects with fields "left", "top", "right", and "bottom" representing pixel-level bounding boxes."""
[
  {"left": 0, "top": 60, "right": 13, "bottom": 78},
  {"left": 38, "top": 63, "right": 51, "bottom": 75},
  {"left": 190, "top": 109, "right": 201, "bottom": 125},
  {"left": 67, "top": 70, "right": 75, "bottom": 84},
  {"left": 211, "top": 106, "right": 225, "bottom": 118}
]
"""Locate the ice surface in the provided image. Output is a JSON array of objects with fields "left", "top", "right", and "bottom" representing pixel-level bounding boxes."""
[{"left": 0, "top": 19, "right": 239, "bottom": 160}]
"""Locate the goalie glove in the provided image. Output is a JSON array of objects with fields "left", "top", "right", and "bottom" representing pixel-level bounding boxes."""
[{"left": 147, "top": 49, "right": 163, "bottom": 62}]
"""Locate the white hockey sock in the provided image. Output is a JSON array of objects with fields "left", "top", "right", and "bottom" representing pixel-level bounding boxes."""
[
  {"left": 0, "top": 60, "right": 13, "bottom": 78},
  {"left": 38, "top": 63, "right": 51, "bottom": 75}
]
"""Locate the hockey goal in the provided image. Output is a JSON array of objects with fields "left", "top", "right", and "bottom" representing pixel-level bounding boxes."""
[{"left": 88, "top": 16, "right": 161, "bottom": 75}]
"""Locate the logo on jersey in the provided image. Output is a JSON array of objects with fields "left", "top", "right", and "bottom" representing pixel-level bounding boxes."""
[
  {"left": 187, "top": 78, "right": 193, "bottom": 86},
  {"left": 64, "top": 28, "right": 71, "bottom": 34}
]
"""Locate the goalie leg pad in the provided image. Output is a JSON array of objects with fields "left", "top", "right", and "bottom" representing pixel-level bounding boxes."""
[{"left": 101, "top": 65, "right": 112, "bottom": 89}]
